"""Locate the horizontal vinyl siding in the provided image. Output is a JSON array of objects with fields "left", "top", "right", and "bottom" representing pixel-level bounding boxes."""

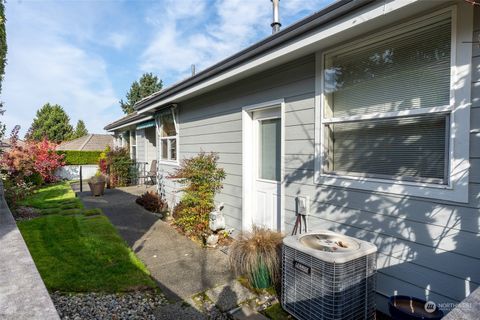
[{"left": 159, "top": 55, "right": 315, "bottom": 232}]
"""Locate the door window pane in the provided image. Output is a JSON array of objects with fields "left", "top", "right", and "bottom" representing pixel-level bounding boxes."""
[{"left": 259, "top": 118, "right": 281, "bottom": 181}]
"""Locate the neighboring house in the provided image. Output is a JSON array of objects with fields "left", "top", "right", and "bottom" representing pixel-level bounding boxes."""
[
  {"left": 0, "top": 138, "right": 25, "bottom": 152},
  {"left": 57, "top": 134, "right": 113, "bottom": 151},
  {"left": 105, "top": 0, "right": 480, "bottom": 314}
]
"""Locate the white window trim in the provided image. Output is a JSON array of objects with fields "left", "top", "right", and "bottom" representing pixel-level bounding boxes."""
[
  {"left": 156, "top": 107, "right": 179, "bottom": 166},
  {"left": 130, "top": 130, "right": 137, "bottom": 160},
  {"left": 314, "top": 5, "right": 472, "bottom": 203}
]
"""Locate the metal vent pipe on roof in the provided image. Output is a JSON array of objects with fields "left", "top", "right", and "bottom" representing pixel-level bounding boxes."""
[{"left": 271, "top": 0, "right": 281, "bottom": 34}]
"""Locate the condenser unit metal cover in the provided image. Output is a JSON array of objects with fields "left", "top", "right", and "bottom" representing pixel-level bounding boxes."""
[{"left": 282, "top": 230, "right": 377, "bottom": 320}]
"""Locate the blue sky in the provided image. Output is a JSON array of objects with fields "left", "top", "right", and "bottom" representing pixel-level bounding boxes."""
[{"left": 3, "top": 0, "right": 334, "bottom": 136}]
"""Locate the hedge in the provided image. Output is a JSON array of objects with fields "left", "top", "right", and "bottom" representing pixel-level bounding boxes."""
[{"left": 57, "top": 150, "right": 102, "bottom": 165}]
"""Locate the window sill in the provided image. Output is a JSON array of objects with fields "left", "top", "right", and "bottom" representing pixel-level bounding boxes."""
[
  {"left": 158, "top": 160, "right": 179, "bottom": 167},
  {"left": 314, "top": 172, "right": 468, "bottom": 203}
]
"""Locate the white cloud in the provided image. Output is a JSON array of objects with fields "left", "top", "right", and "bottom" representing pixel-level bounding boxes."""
[
  {"left": 2, "top": 2, "right": 121, "bottom": 136},
  {"left": 106, "top": 32, "right": 130, "bottom": 50},
  {"left": 141, "top": 0, "right": 270, "bottom": 82}
]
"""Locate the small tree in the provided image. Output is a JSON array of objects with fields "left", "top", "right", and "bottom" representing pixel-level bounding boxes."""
[
  {"left": 72, "top": 120, "right": 88, "bottom": 139},
  {"left": 169, "top": 153, "right": 226, "bottom": 239},
  {"left": 26, "top": 103, "right": 74, "bottom": 143},
  {"left": 120, "top": 73, "right": 163, "bottom": 114}
]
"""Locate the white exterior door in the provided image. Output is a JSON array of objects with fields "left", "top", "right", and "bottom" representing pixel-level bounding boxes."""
[{"left": 252, "top": 108, "right": 281, "bottom": 230}]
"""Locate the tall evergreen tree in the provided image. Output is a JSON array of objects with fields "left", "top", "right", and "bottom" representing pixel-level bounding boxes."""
[
  {"left": 73, "top": 120, "right": 88, "bottom": 139},
  {"left": 26, "top": 103, "right": 74, "bottom": 143},
  {"left": 120, "top": 73, "right": 162, "bottom": 114},
  {"left": 0, "top": 1, "right": 7, "bottom": 141}
]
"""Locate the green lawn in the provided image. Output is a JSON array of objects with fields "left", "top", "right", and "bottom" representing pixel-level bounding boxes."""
[
  {"left": 18, "top": 182, "right": 83, "bottom": 215},
  {"left": 18, "top": 182, "right": 157, "bottom": 292}
]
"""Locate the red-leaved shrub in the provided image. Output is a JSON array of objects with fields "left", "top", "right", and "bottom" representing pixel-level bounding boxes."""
[
  {"left": 1, "top": 126, "right": 65, "bottom": 184},
  {"left": 30, "top": 139, "right": 65, "bottom": 183},
  {"left": 136, "top": 191, "right": 167, "bottom": 213}
]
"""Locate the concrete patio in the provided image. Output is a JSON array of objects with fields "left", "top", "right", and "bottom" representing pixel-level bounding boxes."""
[{"left": 71, "top": 183, "right": 265, "bottom": 319}]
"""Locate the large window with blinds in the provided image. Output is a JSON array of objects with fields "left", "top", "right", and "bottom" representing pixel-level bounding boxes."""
[{"left": 320, "top": 15, "right": 452, "bottom": 184}]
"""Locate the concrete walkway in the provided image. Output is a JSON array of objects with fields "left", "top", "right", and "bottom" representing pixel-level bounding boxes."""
[{"left": 72, "top": 183, "right": 236, "bottom": 302}]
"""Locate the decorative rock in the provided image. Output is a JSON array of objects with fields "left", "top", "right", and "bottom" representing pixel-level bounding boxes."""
[
  {"left": 209, "top": 203, "right": 226, "bottom": 231},
  {"left": 206, "top": 234, "right": 219, "bottom": 247}
]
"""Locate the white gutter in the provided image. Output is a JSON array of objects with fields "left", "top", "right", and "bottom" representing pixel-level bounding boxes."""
[{"left": 138, "top": 0, "right": 421, "bottom": 114}]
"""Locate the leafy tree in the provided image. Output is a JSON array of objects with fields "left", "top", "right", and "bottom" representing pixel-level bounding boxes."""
[
  {"left": 26, "top": 103, "right": 74, "bottom": 143},
  {"left": 120, "top": 73, "right": 162, "bottom": 114},
  {"left": 73, "top": 120, "right": 88, "bottom": 139},
  {"left": 0, "top": 1, "right": 8, "bottom": 141}
]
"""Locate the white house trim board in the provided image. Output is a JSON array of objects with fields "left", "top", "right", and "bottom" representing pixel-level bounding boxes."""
[
  {"left": 138, "top": 0, "right": 439, "bottom": 115},
  {"left": 242, "top": 99, "right": 285, "bottom": 232},
  {"left": 313, "top": 4, "right": 472, "bottom": 203}
]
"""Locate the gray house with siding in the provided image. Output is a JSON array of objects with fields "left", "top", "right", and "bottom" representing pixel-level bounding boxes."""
[{"left": 105, "top": 0, "right": 480, "bottom": 314}]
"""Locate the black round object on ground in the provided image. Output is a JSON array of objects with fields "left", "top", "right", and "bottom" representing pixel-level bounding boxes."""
[{"left": 388, "top": 295, "right": 444, "bottom": 320}]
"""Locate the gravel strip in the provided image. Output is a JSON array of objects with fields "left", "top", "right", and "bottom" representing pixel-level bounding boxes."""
[
  {"left": 13, "top": 206, "right": 41, "bottom": 221},
  {"left": 51, "top": 291, "right": 169, "bottom": 320}
]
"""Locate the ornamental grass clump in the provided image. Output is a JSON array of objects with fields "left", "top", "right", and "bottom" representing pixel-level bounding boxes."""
[
  {"left": 169, "top": 152, "right": 225, "bottom": 239},
  {"left": 229, "top": 226, "right": 283, "bottom": 289}
]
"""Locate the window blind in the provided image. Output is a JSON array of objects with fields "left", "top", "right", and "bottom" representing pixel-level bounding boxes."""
[
  {"left": 324, "top": 114, "right": 448, "bottom": 182},
  {"left": 324, "top": 18, "right": 451, "bottom": 117}
]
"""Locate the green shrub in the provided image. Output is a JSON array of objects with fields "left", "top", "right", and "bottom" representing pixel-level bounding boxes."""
[
  {"left": 106, "top": 148, "right": 134, "bottom": 187},
  {"left": 24, "top": 172, "right": 44, "bottom": 186},
  {"left": 58, "top": 150, "right": 102, "bottom": 165},
  {"left": 169, "top": 152, "right": 225, "bottom": 239},
  {"left": 3, "top": 178, "right": 34, "bottom": 208}
]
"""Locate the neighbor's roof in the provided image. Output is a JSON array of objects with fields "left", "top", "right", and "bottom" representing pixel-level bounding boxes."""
[
  {"left": 57, "top": 134, "right": 113, "bottom": 151},
  {"left": 105, "top": 0, "right": 374, "bottom": 129},
  {"left": 0, "top": 138, "right": 25, "bottom": 151}
]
